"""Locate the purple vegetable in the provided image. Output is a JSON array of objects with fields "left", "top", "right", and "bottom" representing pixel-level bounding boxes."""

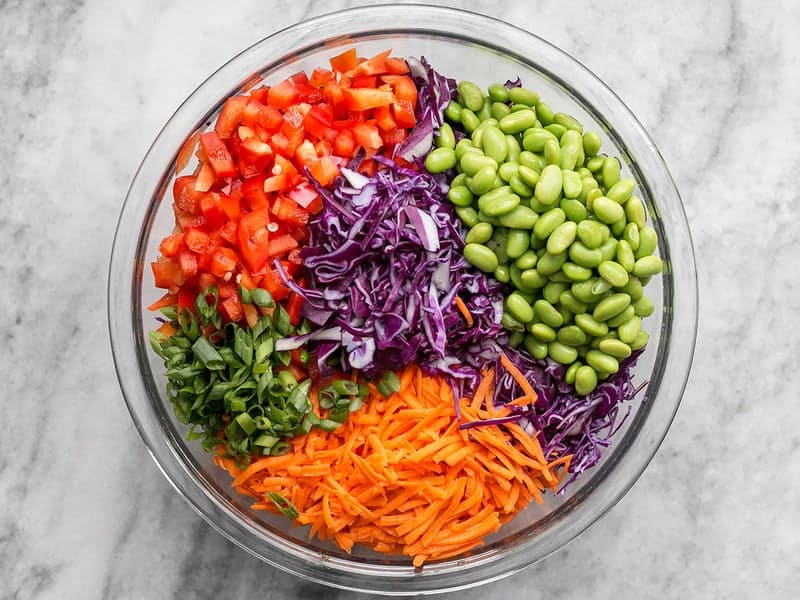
[
  {"left": 476, "top": 347, "right": 646, "bottom": 490},
  {"left": 279, "top": 156, "right": 506, "bottom": 402},
  {"left": 395, "top": 57, "right": 457, "bottom": 161}
]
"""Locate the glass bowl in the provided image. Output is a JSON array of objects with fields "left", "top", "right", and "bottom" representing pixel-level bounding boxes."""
[{"left": 108, "top": 4, "right": 697, "bottom": 595}]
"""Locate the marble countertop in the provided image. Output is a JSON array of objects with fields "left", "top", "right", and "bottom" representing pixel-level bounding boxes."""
[{"left": 2, "top": 0, "right": 798, "bottom": 598}]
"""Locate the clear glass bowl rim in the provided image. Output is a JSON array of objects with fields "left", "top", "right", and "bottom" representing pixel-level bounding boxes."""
[{"left": 108, "top": 4, "right": 698, "bottom": 595}]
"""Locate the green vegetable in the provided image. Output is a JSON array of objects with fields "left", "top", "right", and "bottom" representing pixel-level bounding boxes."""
[
  {"left": 150, "top": 285, "right": 361, "bottom": 464},
  {"left": 433, "top": 78, "right": 662, "bottom": 395}
]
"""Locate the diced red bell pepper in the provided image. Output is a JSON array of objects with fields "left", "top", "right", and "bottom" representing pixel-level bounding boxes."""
[
  {"left": 329, "top": 48, "right": 358, "bottom": 73},
  {"left": 267, "top": 233, "right": 299, "bottom": 258},
  {"left": 177, "top": 248, "right": 198, "bottom": 279},
  {"left": 268, "top": 79, "right": 300, "bottom": 108},
  {"left": 308, "top": 155, "right": 339, "bottom": 186},
  {"left": 194, "top": 161, "right": 216, "bottom": 192},
  {"left": 159, "top": 233, "right": 185, "bottom": 257},
  {"left": 271, "top": 196, "right": 309, "bottom": 227},
  {"left": 215, "top": 95, "right": 249, "bottom": 138},
  {"left": 342, "top": 87, "right": 395, "bottom": 111},
  {"left": 152, "top": 259, "right": 185, "bottom": 290},
  {"left": 184, "top": 228, "right": 213, "bottom": 254},
  {"left": 260, "top": 268, "right": 290, "bottom": 301},
  {"left": 286, "top": 292, "right": 304, "bottom": 326},
  {"left": 242, "top": 99, "right": 283, "bottom": 132},
  {"left": 199, "top": 193, "right": 226, "bottom": 230},
  {"left": 173, "top": 176, "right": 204, "bottom": 215},
  {"left": 208, "top": 246, "right": 238, "bottom": 278},
  {"left": 351, "top": 122, "right": 383, "bottom": 151},
  {"left": 200, "top": 131, "right": 237, "bottom": 178}
]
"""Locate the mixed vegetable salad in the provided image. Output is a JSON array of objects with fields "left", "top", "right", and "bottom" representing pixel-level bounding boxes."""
[{"left": 148, "top": 48, "right": 659, "bottom": 566}]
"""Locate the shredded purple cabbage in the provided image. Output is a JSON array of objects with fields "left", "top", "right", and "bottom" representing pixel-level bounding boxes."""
[
  {"left": 279, "top": 156, "right": 506, "bottom": 401},
  {"left": 472, "top": 347, "right": 646, "bottom": 489},
  {"left": 395, "top": 57, "right": 457, "bottom": 161}
]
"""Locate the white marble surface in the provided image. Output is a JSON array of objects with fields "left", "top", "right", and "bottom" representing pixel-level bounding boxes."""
[{"left": 2, "top": 0, "right": 798, "bottom": 598}]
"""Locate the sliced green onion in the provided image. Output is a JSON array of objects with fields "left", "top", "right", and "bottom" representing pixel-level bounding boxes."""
[
  {"left": 377, "top": 371, "right": 401, "bottom": 397},
  {"left": 191, "top": 337, "right": 225, "bottom": 370},
  {"left": 266, "top": 492, "right": 299, "bottom": 519},
  {"left": 233, "top": 327, "right": 254, "bottom": 365},
  {"left": 235, "top": 413, "right": 257, "bottom": 436},
  {"left": 251, "top": 288, "right": 275, "bottom": 308},
  {"left": 239, "top": 285, "right": 253, "bottom": 304},
  {"left": 316, "top": 419, "right": 343, "bottom": 432},
  {"left": 332, "top": 380, "right": 360, "bottom": 396},
  {"left": 273, "top": 305, "right": 291, "bottom": 335}
]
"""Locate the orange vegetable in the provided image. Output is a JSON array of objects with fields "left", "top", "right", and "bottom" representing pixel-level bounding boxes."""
[{"left": 216, "top": 363, "right": 571, "bottom": 567}]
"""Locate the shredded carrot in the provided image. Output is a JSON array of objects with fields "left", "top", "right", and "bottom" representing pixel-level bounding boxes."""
[
  {"left": 222, "top": 362, "right": 570, "bottom": 566},
  {"left": 453, "top": 296, "right": 474, "bottom": 327}
]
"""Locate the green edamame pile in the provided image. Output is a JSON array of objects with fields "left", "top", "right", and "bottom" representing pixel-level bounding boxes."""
[{"left": 426, "top": 79, "right": 662, "bottom": 396}]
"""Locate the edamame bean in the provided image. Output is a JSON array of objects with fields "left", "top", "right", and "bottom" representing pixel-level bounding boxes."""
[
  {"left": 519, "top": 150, "right": 545, "bottom": 172},
  {"left": 622, "top": 223, "right": 640, "bottom": 251},
  {"left": 455, "top": 138, "right": 479, "bottom": 160},
  {"left": 498, "top": 162, "right": 519, "bottom": 182},
  {"left": 585, "top": 349, "right": 619, "bottom": 374},
  {"left": 465, "top": 222, "right": 493, "bottom": 244},
  {"left": 517, "top": 165, "right": 540, "bottom": 189},
  {"left": 629, "top": 330, "right": 649, "bottom": 351},
  {"left": 559, "top": 289, "right": 588, "bottom": 313},
  {"left": 481, "top": 126, "right": 508, "bottom": 163},
  {"left": 625, "top": 196, "right": 646, "bottom": 229},
  {"left": 554, "top": 112, "right": 583, "bottom": 133},
  {"left": 524, "top": 334, "right": 549, "bottom": 359},
  {"left": 569, "top": 241, "right": 603, "bottom": 268},
  {"left": 534, "top": 165, "right": 563, "bottom": 206},
  {"left": 506, "top": 292, "right": 535, "bottom": 323},
  {"left": 574, "top": 313, "right": 609, "bottom": 337},
  {"left": 469, "top": 165, "right": 498, "bottom": 196},
  {"left": 543, "top": 138, "right": 562, "bottom": 166},
  {"left": 460, "top": 152, "right": 498, "bottom": 176},
  {"left": 522, "top": 128, "right": 557, "bottom": 152},
  {"left": 460, "top": 108, "right": 481, "bottom": 133},
  {"left": 599, "top": 237, "right": 618, "bottom": 261},
  {"left": 619, "top": 277, "right": 644, "bottom": 302},
  {"left": 576, "top": 220, "right": 604, "bottom": 249},
  {"left": 633, "top": 296, "right": 655, "bottom": 318},
  {"left": 606, "top": 305, "right": 635, "bottom": 328},
  {"left": 506, "top": 228, "right": 531, "bottom": 259},
  {"left": 536, "top": 101, "right": 554, "bottom": 125},
  {"left": 598, "top": 338, "right": 632, "bottom": 359},
  {"left": 508, "top": 86, "right": 540, "bottom": 106},
  {"left": 544, "top": 123, "right": 566, "bottom": 139},
  {"left": 565, "top": 361, "right": 582, "bottom": 385},
  {"left": 574, "top": 365, "right": 598, "bottom": 395},
  {"left": 562, "top": 261, "right": 593, "bottom": 282},
  {"left": 499, "top": 109, "right": 537, "bottom": 134},
  {"left": 536, "top": 251, "right": 568, "bottom": 276},
  {"left": 478, "top": 191, "right": 520, "bottom": 217},
  {"left": 558, "top": 325, "right": 588, "bottom": 346},
  {"left": 457, "top": 80, "right": 485, "bottom": 112},
  {"left": 548, "top": 341, "right": 578, "bottom": 365},
  {"left": 617, "top": 315, "right": 642, "bottom": 344},
  {"left": 463, "top": 243, "right": 499, "bottom": 273},
  {"left": 493, "top": 263, "right": 510, "bottom": 283},
  {"left": 601, "top": 156, "right": 621, "bottom": 188},
  {"left": 635, "top": 226, "right": 658, "bottom": 258},
  {"left": 529, "top": 322, "right": 556, "bottom": 342},
  {"left": 586, "top": 155, "right": 604, "bottom": 172},
  {"left": 543, "top": 281, "right": 569, "bottom": 305},
  {"left": 606, "top": 178, "right": 635, "bottom": 204},
  {"left": 593, "top": 293, "right": 631, "bottom": 322},
  {"left": 506, "top": 135, "right": 521, "bottom": 163},
  {"left": 561, "top": 198, "right": 588, "bottom": 223},
  {"left": 488, "top": 102, "right": 509, "bottom": 121},
  {"left": 593, "top": 196, "right": 625, "bottom": 224},
  {"left": 509, "top": 174, "right": 534, "bottom": 197},
  {"left": 515, "top": 249, "right": 538, "bottom": 270},
  {"left": 488, "top": 83, "right": 510, "bottom": 103},
  {"left": 547, "top": 221, "right": 578, "bottom": 254},
  {"left": 444, "top": 100, "right": 463, "bottom": 123},
  {"left": 582, "top": 131, "right": 602, "bottom": 157},
  {"left": 533, "top": 206, "right": 566, "bottom": 239},
  {"left": 435, "top": 124, "right": 456, "bottom": 151},
  {"left": 425, "top": 147, "right": 457, "bottom": 174},
  {"left": 598, "top": 260, "right": 629, "bottom": 287},
  {"left": 534, "top": 299, "right": 564, "bottom": 328},
  {"left": 616, "top": 239, "right": 636, "bottom": 272},
  {"left": 520, "top": 267, "right": 548, "bottom": 289},
  {"left": 501, "top": 311, "right": 525, "bottom": 331},
  {"left": 455, "top": 206, "right": 479, "bottom": 228},
  {"left": 633, "top": 255, "right": 663, "bottom": 277},
  {"left": 498, "top": 205, "right": 538, "bottom": 229},
  {"left": 447, "top": 185, "right": 473, "bottom": 207},
  {"left": 562, "top": 170, "right": 582, "bottom": 199}
]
